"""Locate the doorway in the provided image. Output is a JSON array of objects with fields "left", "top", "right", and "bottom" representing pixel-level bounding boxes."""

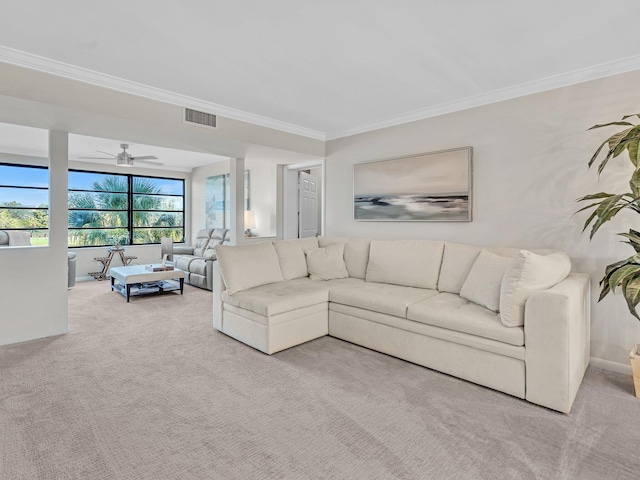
[{"left": 281, "top": 160, "right": 325, "bottom": 240}]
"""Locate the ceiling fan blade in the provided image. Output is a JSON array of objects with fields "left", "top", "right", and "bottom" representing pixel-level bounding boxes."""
[
  {"left": 131, "top": 155, "right": 159, "bottom": 161},
  {"left": 137, "top": 159, "right": 164, "bottom": 166},
  {"left": 78, "top": 156, "right": 113, "bottom": 160},
  {"left": 96, "top": 150, "right": 117, "bottom": 157}
]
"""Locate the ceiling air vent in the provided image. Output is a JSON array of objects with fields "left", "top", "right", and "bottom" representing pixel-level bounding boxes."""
[{"left": 184, "top": 108, "right": 217, "bottom": 128}]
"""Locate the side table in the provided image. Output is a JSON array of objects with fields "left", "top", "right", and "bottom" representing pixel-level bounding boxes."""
[{"left": 89, "top": 247, "right": 138, "bottom": 281}]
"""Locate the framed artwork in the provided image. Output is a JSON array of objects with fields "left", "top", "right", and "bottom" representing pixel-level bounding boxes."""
[
  {"left": 353, "top": 147, "right": 472, "bottom": 221},
  {"left": 205, "top": 171, "right": 250, "bottom": 229}
]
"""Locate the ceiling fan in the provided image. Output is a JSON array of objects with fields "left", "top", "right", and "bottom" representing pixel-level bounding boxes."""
[{"left": 79, "top": 143, "right": 163, "bottom": 167}]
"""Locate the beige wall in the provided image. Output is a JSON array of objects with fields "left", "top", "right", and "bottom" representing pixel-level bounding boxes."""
[{"left": 325, "top": 69, "right": 640, "bottom": 367}]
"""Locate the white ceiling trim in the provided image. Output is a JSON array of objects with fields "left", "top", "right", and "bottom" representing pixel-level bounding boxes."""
[
  {"left": 326, "top": 54, "right": 640, "bottom": 141},
  {"left": 0, "top": 45, "right": 326, "bottom": 141}
]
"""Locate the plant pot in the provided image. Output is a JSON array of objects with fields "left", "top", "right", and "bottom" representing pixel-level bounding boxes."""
[{"left": 630, "top": 344, "right": 640, "bottom": 398}]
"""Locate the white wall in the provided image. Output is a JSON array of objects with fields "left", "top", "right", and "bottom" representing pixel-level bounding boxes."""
[
  {"left": 325, "top": 69, "right": 640, "bottom": 367},
  {"left": 190, "top": 160, "right": 230, "bottom": 237},
  {"left": 0, "top": 131, "right": 69, "bottom": 345}
]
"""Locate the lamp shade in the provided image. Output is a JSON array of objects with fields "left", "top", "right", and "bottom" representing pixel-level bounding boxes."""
[{"left": 244, "top": 210, "right": 257, "bottom": 230}]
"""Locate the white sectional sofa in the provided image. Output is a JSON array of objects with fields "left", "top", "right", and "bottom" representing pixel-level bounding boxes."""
[{"left": 213, "top": 236, "right": 591, "bottom": 413}]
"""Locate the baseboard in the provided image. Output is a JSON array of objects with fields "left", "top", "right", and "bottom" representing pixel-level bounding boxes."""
[
  {"left": 590, "top": 356, "right": 632, "bottom": 375},
  {"left": 76, "top": 276, "right": 95, "bottom": 283}
]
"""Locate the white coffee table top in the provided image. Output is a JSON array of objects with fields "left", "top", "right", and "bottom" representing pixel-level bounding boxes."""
[{"left": 110, "top": 265, "right": 185, "bottom": 284}]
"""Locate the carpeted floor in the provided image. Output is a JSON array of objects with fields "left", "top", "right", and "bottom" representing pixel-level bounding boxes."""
[{"left": 1, "top": 281, "right": 640, "bottom": 480}]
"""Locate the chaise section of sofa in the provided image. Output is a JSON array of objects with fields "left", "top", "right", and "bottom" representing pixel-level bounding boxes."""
[
  {"left": 212, "top": 236, "right": 591, "bottom": 413},
  {"left": 173, "top": 228, "right": 229, "bottom": 290}
]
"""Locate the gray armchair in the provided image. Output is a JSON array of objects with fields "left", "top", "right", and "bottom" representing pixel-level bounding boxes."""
[{"left": 173, "top": 228, "right": 230, "bottom": 290}]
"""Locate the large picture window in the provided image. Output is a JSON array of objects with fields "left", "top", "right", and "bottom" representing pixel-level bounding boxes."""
[
  {"left": 68, "top": 170, "right": 184, "bottom": 247},
  {"left": 0, "top": 163, "right": 49, "bottom": 246}
]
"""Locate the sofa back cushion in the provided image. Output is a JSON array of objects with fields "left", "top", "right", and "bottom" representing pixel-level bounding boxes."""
[
  {"left": 365, "top": 240, "right": 444, "bottom": 289},
  {"left": 499, "top": 250, "right": 571, "bottom": 327},
  {"left": 193, "top": 228, "right": 214, "bottom": 256},
  {"left": 216, "top": 242, "right": 284, "bottom": 295},
  {"left": 318, "top": 236, "right": 371, "bottom": 279},
  {"left": 273, "top": 237, "right": 319, "bottom": 280}
]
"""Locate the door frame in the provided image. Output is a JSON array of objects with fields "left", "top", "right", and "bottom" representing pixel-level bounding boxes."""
[{"left": 278, "top": 159, "right": 325, "bottom": 240}]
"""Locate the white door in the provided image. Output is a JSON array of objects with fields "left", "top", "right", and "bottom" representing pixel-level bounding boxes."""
[{"left": 298, "top": 171, "right": 318, "bottom": 238}]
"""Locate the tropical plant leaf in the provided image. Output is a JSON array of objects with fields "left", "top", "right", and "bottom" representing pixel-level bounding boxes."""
[
  {"left": 627, "top": 140, "right": 640, "bottom": 168},
  {"left": 588, "top": 138, "right": 612, "bottom": 168},
  {"left": 590, "top": 205, "right": 624, "bottom": 239},
  {"left": 622, "top": 114, "right": 640, "bottom": 121},
  {"left": 576, "top": 192, "right": 616, "bottom": 201},
  {"left": 608, "top": 128, "right": 633, "bottom": 151},
  {"left": 608, "top": 264, "right": 640, "bottom": 292},
  {"left": 631, "top": 169, "right": 640, "bottom": 197},
  {"left": 588, "top": 121, "right": 634, "bottom": 130},
  {"left": 622, "top": 276, "right": 640, "bottom": 320},
  {"left": 597, "top": 135, "right": 640, "bottom": 175}
]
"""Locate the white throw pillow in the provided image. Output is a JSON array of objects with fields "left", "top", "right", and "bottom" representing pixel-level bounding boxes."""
[
  {"left": 499, "top": 250, "right": 571, "bottom": 327},
  {"left": 304, "top": 244, "right": 349, "bottom": 281},
  {"left": 216, "top": 242, "right": 284, "bottom": 295},
  {"left": 273, "top": 237, "right": 318, "bottom": 280},
  {"left": 459, "top": 249, "right": 512, "bottom": 312}
]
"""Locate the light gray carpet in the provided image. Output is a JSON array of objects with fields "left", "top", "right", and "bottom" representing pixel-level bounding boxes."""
[{"left": 1, "top": 281, "right": 640, "bottom": 480}]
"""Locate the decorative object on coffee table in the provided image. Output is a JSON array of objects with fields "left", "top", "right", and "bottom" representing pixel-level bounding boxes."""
[
  {"left": 576, "top": 113, "right": 640, "bottom": 393},
  {"left": 110, "top": 265, "right": 185, "bottom": 302}
]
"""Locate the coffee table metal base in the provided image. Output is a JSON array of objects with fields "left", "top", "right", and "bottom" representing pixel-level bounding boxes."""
[
  {"left": 111, "top": 277, "right": 184, "bottom": 302},
  {"left": 109, "top": 265, "right": 186, "bottom": 302}
]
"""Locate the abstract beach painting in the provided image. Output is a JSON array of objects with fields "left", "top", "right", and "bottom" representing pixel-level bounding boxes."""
[{"left": 354, "top": 147, "right": 472, "bottom": 221}]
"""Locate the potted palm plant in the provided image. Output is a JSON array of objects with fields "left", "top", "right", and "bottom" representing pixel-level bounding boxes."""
[{"left": 577, "top": 113, "right": 640, "bottom": 397}]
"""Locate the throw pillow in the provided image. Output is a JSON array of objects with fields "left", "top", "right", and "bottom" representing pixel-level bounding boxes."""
[
  {"left": 273, "top": 237, "right": 319, "bottom": 280},
  {"left": 459, "top": 249, "right": 512, "bottom": 312},
  {"left": 499, "top": 250, "right": 571, "bottom": 327},
  {"left": 304, "top": 244, "right": 349, "bottom": 281},
  {"left": 216, "top": 242, "right": 284, "bottom": 295}
]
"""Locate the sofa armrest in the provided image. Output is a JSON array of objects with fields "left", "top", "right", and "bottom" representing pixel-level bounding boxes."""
[
  {"left": 524, "top": 273, "right": 591, "bottom": 413},
  {"left": 213, "top": 261, "right": 226, "bottom": 331},
  {"left": 173, "top": 245, "right": 195, "bottom": 255}
]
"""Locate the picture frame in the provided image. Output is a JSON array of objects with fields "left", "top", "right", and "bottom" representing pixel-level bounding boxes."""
[{"left": 353, "top": 147, "right": 472, "bottom": 222}]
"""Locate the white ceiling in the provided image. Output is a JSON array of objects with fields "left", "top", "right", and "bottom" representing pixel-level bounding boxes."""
[
  {"left": 2, "top": 1, "right": 640, "bottom": 139},
  {"left": 0, "top": 122, "right": 228, "bottom": 171}
]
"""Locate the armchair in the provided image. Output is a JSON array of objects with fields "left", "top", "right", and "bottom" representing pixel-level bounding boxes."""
[{"left": 173, "top": 228, "right": 230, "bottom": 290}]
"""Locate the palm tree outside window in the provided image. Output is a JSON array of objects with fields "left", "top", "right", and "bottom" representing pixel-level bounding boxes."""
[{"left": 68, "top": 170, "right": 184, "bottom": 247}]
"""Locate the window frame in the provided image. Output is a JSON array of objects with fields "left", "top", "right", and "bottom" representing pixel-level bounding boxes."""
[
  {"left": 0, "top": 162, "right": 49, "bottom": 238},
  {"left": 68, "top": 169, "right": 185, "bottom": 248}
]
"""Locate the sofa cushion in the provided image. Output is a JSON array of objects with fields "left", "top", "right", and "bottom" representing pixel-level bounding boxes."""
[
  {"left": 460, "top": 250, "right": 511, "bottom": 312},
  {"left": 439, "top": 243, "right": 481, "bottom": 294},
  {"left": 318, "top": 236, "right": 371, "bottom": 279},
  {"left": 365, "top": 240, "right": 444, "bottom": 289},
  {"left": 500, "top": 250, "right": 572, "bottom": 327},
  {"left": 188, "top": 258, "right": 208, "bottom": 277},
  {"left": 216, "top": 242, "right": 284, "bottom": 295},
  {"left": 273, "top": 237, "right": 319, "bottom": 280},
  {"left": 330, "top": 282, "right": 438, "bottom": 318},
  {"left": 305, "top": 244, "right": 349, "bottom": 281},
  {"left": 223, "top": 277, "right": 363, "bottom": 316},
  {"left": 407, "top": 293, "right": 524, "bottom": 346},
  {"left": 174, "top": 255, "right": 197, "bottom": 272}
]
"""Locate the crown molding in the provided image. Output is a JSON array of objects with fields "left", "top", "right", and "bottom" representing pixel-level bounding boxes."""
[
  {"left": 0, "top": 46, "right": 326, "bottom": 141},
  {"left": 326, "top": 54, "right": 640, "bottom": 140}
]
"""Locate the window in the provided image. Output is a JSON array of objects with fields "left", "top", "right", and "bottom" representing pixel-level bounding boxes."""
[
  {"left": 68, "top": 170, "right": 184, "bottom": 247},
  {"left": 0, "top": 163, "right": 49, "bottom": 246}
]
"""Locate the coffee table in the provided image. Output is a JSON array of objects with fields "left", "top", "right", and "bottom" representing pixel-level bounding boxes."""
[{"left": 110, "top": 265, "right": 185, "bottom": 302}]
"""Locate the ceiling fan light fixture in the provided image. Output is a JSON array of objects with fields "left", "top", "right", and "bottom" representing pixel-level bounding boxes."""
[{"left": 116, "top": 155, "right": 134, "bottom": 167}]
